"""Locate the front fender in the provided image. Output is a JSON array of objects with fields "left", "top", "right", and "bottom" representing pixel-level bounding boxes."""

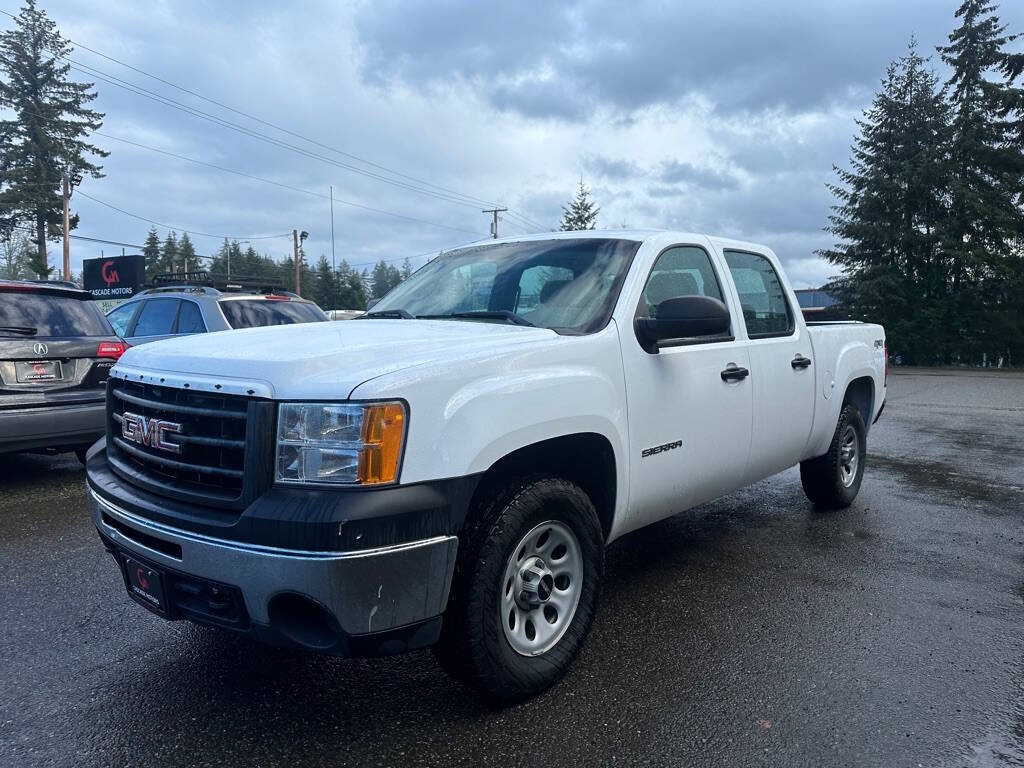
[{"left": 350, "top": 326, "right": 630, "bottom": 522}]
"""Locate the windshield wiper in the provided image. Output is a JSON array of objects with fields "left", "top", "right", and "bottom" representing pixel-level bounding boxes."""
[
  {"left": 427, "top": 310, "right": 536, "bottom": 327},
  {"left": 358, "top": 309, "right": 415, "bottom": 319},
  {"left": 0, "top": 325, "right": 38, "bottom": 336}
]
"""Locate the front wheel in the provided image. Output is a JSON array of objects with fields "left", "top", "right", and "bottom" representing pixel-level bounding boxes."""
[
  {"left": 434, "top": 477, "right": 604, "bottom": 703},
  {"left": 800, "top": 403, "right": 867, "bottom": 509}
]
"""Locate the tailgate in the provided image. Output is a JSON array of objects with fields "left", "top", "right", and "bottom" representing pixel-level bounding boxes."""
[{"left": 0, "top": 338, "right": 116, "bottom": 409}]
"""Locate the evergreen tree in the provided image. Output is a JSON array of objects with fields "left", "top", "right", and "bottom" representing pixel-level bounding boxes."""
[
  {"left": 0, "top": 0, "right": 107, "bottom": 274},
  {"left": 142, "top": 227, "right": 161, "bottom": 280},
  {"left": 313, "top": 254, "right": 336, "bottom": 308},
  {"left": 335, "top": 259, "right": 367, "bottom": 309},
  {"left": 938, "top": 0, "right": 1024, "bottom": 364},
  {"left": 400, "top": 257, "right": 413, "bottom": 280},
  {"left": 559, "top": 179, "right": 600, "bottom": 231},
  {"left": 178, "top": 232, "right": 197, "bottom": 274},
  {"left": 370, "top": 259, "right": 402, "bottom": 299},
  {"left": 0, "top": 227, "right": 31, "bottom": 279},
  {"left": 160, "top": 231, "right": 179, "bottom": 274},
  {"left": 821, "top": 41, "right": 953, "bottom": 364}
]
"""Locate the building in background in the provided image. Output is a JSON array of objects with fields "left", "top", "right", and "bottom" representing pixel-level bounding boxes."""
[{"left": 794, "top": 288, "right": 842, "bottom": 321}]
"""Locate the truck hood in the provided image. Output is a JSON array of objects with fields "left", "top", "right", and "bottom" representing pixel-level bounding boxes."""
[{"left": 113, "top": 319, "right": 558, "bottom": 399}]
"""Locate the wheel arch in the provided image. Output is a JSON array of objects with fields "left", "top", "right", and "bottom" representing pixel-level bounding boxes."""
[
  {"left": 466, "top": 432, "right": 618, "bottom": 543},
  {"left": 842, "top": 376, "right": 875, "bottom": 433}
]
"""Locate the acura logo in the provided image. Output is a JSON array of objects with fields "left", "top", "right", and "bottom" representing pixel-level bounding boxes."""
[
  {"left": 32, "top": 342, "right": 48, "bottom": 355},
  {"left": 121, "top": 412, "right": 182, "bottom": 454}
]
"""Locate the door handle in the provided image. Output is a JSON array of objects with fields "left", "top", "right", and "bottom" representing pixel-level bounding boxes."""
[
  {"left": 721, "top": 364, "right": 750, "bottom": 382},
  {"left": 791, "top": 354, "right": 812, "bottom": 370}
]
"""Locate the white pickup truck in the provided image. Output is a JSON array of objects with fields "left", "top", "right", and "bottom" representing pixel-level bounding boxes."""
[{"left": 85, "top": 230, "right": 885, "bottom": 701}]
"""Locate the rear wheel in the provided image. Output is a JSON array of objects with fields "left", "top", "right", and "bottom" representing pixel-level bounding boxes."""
[
  {"left": 800, "top": 403, "right": 867, "bottom": 509},
  {"left": 434, "top": 476, "right": 603, "bottom": 703}
]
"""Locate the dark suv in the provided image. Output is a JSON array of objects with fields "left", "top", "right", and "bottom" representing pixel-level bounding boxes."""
[
  {"left": 0, "top": 280, "right": 125, "bottom": 463},
  {"left": 105, "top": 273, "right": 327, "bottom": 345}
]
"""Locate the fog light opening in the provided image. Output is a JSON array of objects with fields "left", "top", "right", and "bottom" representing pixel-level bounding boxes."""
[{"left": 267, "top": 593, "right": 338, "bottom": 650}]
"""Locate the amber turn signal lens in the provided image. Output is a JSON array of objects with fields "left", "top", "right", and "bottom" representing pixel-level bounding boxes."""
[{"left": 357, "top": 403, "right": 405, "bottom": 484}]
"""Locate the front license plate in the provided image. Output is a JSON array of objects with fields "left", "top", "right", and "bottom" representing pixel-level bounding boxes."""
[
  {"left": 123, "top": 556, "right": 167, "bottom": 615},
  {"left": 15, "top": 360, "right": 61, "bottom": 382}
]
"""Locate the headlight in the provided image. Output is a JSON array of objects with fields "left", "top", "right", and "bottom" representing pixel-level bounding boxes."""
[{"left": 275, "top": 401, "right": 406, "bottom": 485}]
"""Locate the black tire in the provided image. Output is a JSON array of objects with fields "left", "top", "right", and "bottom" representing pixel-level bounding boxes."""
[
  {"left": 434, "top": 476, "right": 604, "bottom": 703},
  {"left": 800, "top": 403, "right": 867, "bottom": 509},
  {"left": 74, "top": 446, "right": 90, "bottom": 466}
]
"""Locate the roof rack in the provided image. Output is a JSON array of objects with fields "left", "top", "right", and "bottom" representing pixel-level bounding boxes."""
[{"left": 149, "top": 271, "right": 291, "bottom": 295}]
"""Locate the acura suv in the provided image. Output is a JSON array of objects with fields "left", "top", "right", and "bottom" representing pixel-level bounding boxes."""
[{"left": 0, "top": 280, "right": 125, "bottom": 463}]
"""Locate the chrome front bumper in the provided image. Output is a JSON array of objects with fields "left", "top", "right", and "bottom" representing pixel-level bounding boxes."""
[{"left": 88, "top": 486, "right": 458, "bottom": 636}]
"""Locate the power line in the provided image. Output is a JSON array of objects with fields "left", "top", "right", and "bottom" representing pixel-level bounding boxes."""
[
  {"left": 5, "top": 103, "right": 487, "bottom": 237},
  {"left": 75, "top": 190, "right": 291, "bottom": 241},
  {"left": 66, "top": 58, "right": 496, "bottom": 212},
  {"left": 91, "top": 131, "right": 484, "bottom": 235},
  {"left": 0, "top": 9, "right": 551, "bottom": 230}
]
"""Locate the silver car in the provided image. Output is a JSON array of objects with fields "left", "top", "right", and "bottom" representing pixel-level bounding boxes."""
[{"left": 106, "top": 276, "right": 327, "bottom": 345}]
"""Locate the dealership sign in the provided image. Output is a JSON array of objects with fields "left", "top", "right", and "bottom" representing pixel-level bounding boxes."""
[{"left": 83, "top": 254, "right": 145, "bottom": 299}]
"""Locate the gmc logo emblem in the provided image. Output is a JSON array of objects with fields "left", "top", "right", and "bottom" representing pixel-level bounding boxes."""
[{"left": 121, "top": 412, "right": 182, "bottom": 454}]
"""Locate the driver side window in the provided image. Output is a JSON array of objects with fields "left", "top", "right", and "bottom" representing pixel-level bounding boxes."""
[{"left": 639, "top": 246, "right": 725, "bottom": 319}]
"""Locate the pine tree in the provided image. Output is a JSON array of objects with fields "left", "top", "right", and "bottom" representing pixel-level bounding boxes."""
[
  {"left": 938, "top": 0, "right": 1024, "bottom": 364},
  {"left": 178, "top": 232, "right": 197, "bottom": 274},
  {"left": 400, "top": 257, "right": 413, "bottom": 280},
  {"left": 314, "top": 254, "right": 336, "bottom": 308},
  {"left": 0, "top": 0, "right": 107, "bottom": 274},
  {"left": 821, "top": 41, "right": 953, "bottom": 364},
  {"left": 142, "top": 227, "right": 161, "bottom": 280},
  {"left": 0, "top": 227, "right": 31, "bottom": 279},
  {"left": 559, "top": 179, "right": 600, "bottom": 231},
  {"left": 370, "top": 260, "right": 402, "bottom": 299},
  {"left": 160, "top": 231, "right": 179, "bottom": 274}
]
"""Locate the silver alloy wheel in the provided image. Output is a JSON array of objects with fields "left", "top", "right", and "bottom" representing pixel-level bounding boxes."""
[
  {"left": 838, "top": 424, "right": 859, "bottom": 487},
  {"left": 500, "top": 520, "right": 583, "bottom": 657}
]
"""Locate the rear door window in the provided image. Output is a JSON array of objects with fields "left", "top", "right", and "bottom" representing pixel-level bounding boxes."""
[
  {"left": 130, "top": 299, "right": 180, "bottom": 338},
  {"left": 723, "top": 250, "right": 794, "bottom": 338},
  {"left": 175, "top": 301, "right": 206, "bottom": 334},
  {"left": 0, "top": 292, "right": 112, "bottom": 337},
  {"left": 218, "top": 300, "right": 325, "bottom": 329}
]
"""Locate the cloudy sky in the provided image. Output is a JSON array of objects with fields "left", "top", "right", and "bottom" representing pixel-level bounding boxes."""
[{"left": 9, "top": 0, "right": 1024, "bottom": 286}]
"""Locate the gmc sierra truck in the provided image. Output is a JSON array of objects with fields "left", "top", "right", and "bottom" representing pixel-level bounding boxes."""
[{"left": 85, "top": 231, "right": 886, "bottom": 701}]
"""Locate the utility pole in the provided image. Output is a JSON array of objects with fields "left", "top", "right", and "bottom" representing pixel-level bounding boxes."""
[
  {"left": 293, "top": 230, "right": 308, "bottom": 296},
  {"left": 293, "top": 229, "right": 300, "bottom": 295},
  {"left": 62, "top": 174, "right": 71, "bottom": 282},
  {"left": 482, "top": 208, "right": 507, "bottom": 239},
  {"left": 330, "top": 185, "right": 336, "bottom": 275}
]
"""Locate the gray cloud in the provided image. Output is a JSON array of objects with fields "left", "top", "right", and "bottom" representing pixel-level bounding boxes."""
[
  {"left": 353, "top": 0, "right": 965, "bottom": 121},
  {"left": 16, "top": 0, "right": 1023, "bottom": 295}
]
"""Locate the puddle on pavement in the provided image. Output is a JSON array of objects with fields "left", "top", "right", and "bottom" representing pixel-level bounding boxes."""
[{"left": 871, "top": 454, "right": 1024, "bottom": 512}]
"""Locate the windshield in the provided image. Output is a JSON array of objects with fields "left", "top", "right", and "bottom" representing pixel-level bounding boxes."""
[
  {"left": 0, "top": 292, "right": 113, "bottom": 337},
  {"left": 218, "top": 299, "right": 327, "bottom": 329},
  {"left": 370, "top": 238, "right": 641, "bottom": 333}
]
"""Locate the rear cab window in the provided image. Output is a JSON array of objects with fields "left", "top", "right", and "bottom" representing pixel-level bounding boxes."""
[
  {"left": 0, "top": 290, "right": 112, "bottom": 337},
  {"left": 218, "top": 299, "right": 326, "bottom": 329},
  {"left": 723, "top": 250, "right": 794, "bottom": 338}
]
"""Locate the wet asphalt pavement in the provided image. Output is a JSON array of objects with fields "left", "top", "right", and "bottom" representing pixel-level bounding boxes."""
[{"left": 1, "top": 369, "right": 1022, "bottom": 767}]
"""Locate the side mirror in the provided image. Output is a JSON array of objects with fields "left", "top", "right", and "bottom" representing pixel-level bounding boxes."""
[
  {"left": 635, "top": 295, "right": 731, "bottom": 353},
  {"left": 366, "top": 297, "right": 381, "bottom": 311}
]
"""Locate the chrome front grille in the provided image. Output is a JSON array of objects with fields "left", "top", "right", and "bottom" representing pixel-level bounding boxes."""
[{"left": 106, "top": 378, "right": 250, "bottom": 506}]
